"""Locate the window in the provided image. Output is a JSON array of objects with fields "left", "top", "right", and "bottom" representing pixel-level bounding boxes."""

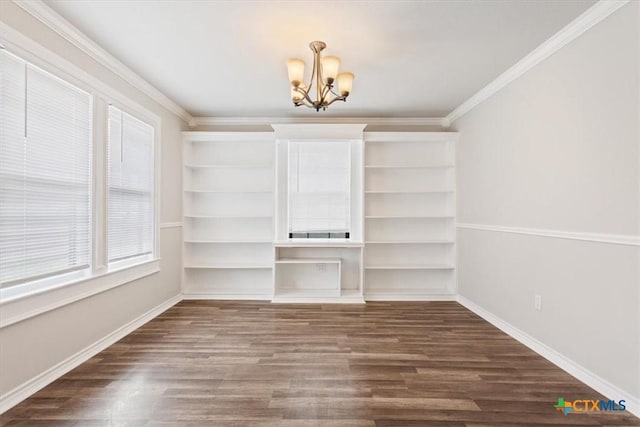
[
  {"left": 0, "top": 50, "right": 92, "bottom": 287},
  {"left": 107, "top": 106, "right": 155, "bottom": 266},
  {"left": 288, "top": 141, "right": 351, "bottom": 238}
]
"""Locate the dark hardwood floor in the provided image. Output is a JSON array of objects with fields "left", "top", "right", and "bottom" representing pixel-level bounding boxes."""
[{"left": 2, "top": 301, "right": 638, "bottom": 426}]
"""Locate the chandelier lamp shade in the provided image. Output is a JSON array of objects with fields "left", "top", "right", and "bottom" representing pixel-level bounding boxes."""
[{"left": 286, "top": 41, "right": 354, "bottom": 111}]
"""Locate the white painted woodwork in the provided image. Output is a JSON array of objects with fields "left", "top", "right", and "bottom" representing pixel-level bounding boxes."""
[
  {"left": 275, "top": 258, "right": 342, "bottom": 297},
  {"left": 182, "top": 132, "right": 275, "bottom": 298},
  {"left": 274, "top": 246, "right": 362, "bottom": 301},
  {"left": 42, "top": 0, "right": 597, "bottom": 118},
  {"left": 363, "top": 132, "right": 458, "bottom": 300},
  {"left": 183, "top": 128, "right": 457, "bottom": 301},
  {"left": 271, "top": 124, "right": 365, "bottom": 302}
]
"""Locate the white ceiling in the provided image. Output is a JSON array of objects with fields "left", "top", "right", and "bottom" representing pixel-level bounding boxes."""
[{"left": 45, "top": 0, "right": 596, "bottom": 118}]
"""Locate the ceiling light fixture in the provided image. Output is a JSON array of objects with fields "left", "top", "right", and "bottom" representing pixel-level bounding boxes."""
[{"left": 286, "top": 41, "right": 354, "bottom": 112}]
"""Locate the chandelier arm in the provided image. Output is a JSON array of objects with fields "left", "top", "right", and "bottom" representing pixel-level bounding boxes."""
[
  {"left": 295, "top": 95, "right": 314, "bottom": 108},
  {"left": 294, "top": 86, "right": 315, "bottom": 106},
  {"left": 325, "top": 95, "right": 347, "bottom": 107},
  {"left": 321, "top": 83, "right": 333, "bottom": 102}
]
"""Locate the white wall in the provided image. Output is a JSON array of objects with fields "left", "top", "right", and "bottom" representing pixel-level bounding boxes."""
[
  {"left": 0, "top": 2, "right": 184, "bottom": 399},
  {"left": 455, "top": 0, "right": 639, "bottom": 403}
]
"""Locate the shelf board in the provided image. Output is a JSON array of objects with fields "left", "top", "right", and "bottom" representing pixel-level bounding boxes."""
[
  {"left": 184, "top": 215, "right": 272, "bottom": 219},
  {"left": 185, "top": 240, "right": 272, "bottom": 244},
  {"left": 275, "top": 288, "right": 339, "bottom": 296},
  {"left": 365, "top": 264, "right": 455, "bottom": 270},
  {"left": 365, "top": 215, "right": 454, "bottom": 219},
  {"left": 276, "top": 258, "right": 341, "bottom": 264},
  {"left": 184, "top": 189, "right": 272, "bottom": 193},
  {"left": 184, "top": 164, "right": 272, "bottom": 169},
  {"left": 271, "top": 289, "right": 363, "bottom": 304},
  {"left": 185, "top": 265, "right": 272, "bottom": 269},
  {"left": 364, "top": 292, "right": 456, "bottom": 301},
  {"left": 273, "top": 240, "right": 364, "bottom": 248},
  {"left": 365, "top": 190, "right": 454, "bottom": 194},
  {"left": 365, "top": 240, "right": 455, "bottom": 244},
  {"left": 365, "top": 165, "right": 454, "bottom": 169}
]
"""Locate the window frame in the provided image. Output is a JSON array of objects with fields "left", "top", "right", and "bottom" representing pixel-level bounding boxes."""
[
  {"left": 286, "top": 139, "right": 352, "bottom": 239},
  {"left": 0, "top": 50, "right": 94, "bottom": 287},
  {"left": 0, "top": 25, "right": 161, "bottom": 327},
  {"left": 105, "top": 104, "right": 159, "bottom": 271}
]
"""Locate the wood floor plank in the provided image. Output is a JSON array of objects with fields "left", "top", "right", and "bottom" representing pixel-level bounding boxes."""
[{"left": 1, "top": 301, "right": 639, "bottom": 426}]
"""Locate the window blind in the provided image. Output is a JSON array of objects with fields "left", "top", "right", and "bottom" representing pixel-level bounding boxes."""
[
  {"left": 0, "top": 50, "right": 92, "bottom": 286},
  {"left": 288, "top": 141, "right": 351, "bottom": 236},
  {"left": 107, "top": 106, "right": 154, "bottom": 264}
]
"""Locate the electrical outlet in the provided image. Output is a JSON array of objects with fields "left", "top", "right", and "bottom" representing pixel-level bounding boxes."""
[
  {"left": 316, "top": 263, "right": 327, "bottom": 272},
  {"left": 534, "top": 294, "right": 542, "bottom": 311}
]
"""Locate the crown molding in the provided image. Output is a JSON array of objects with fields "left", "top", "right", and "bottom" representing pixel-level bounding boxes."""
[
  {"left": 12, "top": 0, "right": 194, "bottom": 124},
  {"left": 182, "top": 131, "right": 276, "bottom": 142},
  {"left": 364, "top": 131, "right": 458, "bottom": 142},
  {"left": 445, "top": 0, "right": 630, "bottom": 124},
  {"left": 190, "top": 116, "right": 448, "bottom": 128},
  {"left": 12, "top": 0, "right": 627, "bottom": 128}
]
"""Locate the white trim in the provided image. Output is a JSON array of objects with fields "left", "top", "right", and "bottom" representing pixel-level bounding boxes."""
[
  {"left": 0, "top": 25, "right": 165, "bottom": 327},
  {"left": 182, "top": 293, "right": 272, "bottom": 301},
  {"left": 0, "top": 293, "right": 182, "bottom": 415},
  {"left": 271, "top": 295, "right": 366, "bottom": 304},
  {"left": 457, "top": 295, "right": 640, "bottom": 418},
  {"left": 160, "top": 222, "right": 183, "bottom": 229},
  {"left": 445, "top": 0, "right": 630, "bottom": 124},
  {"left": 364, "top": 293, "right": 457, "bottom": 302},
  {"left": 457, "top": 223, "right": 640, "bottom": 246},
  {"left": 272, "top": 124, "right": 366, "bottom": 140},
  {"left": 182, "top": 131, "right": 275, "bottom": 142},
  {"left": 11, "top": 0, "right": 193, "bottom": 124},
  {"left": 0, "top": 23, "right": 161, "bottom": 127},
  {"left": 0, "top": 260, "right": 160, "bottom": 328},
  {"left": 190, "top": 116, "right": 446, "bottom": 127},
  {"left": 364, "top": 131, "right": 459, "bottom": 142}
]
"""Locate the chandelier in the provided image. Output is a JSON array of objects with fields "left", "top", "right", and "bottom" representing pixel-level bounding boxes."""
[{"left": 286, "top": 41, "right": 354, "bottom": 111}]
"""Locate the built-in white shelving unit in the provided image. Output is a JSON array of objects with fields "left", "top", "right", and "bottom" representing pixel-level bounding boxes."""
[
  {"left": 363, "top": 132, "right": 457, "bottom": 300},
  {"left": 182, "top": 132, "right": 275, "bottom": 299},
  {"left": 270, "top": 124, "right": 366, "bottom": 303},
  {"left": 272, "top": 241, "right": 364, "bottom": 303},
  {"left": 182, "top": 128, "right": 457, "bottom": 302}
]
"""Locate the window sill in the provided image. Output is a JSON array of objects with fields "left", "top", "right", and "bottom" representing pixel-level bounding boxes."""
[{"left": 0, "top": 259, "right": 160, "bottom": 328}]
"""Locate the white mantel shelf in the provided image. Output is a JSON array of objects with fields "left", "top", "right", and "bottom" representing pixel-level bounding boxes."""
[{"left": 273, "top": 240, "right": 364, "bottom": 248}]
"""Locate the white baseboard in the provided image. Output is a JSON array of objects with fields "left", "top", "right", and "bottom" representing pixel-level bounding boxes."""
[
  {"left": 0, "top": 293, "right": 182, "bottom": 415},
  {"left": 4, "top": 292, "right": 637, "bottom": 419},
  {"left": 365, "top": 293, "right": 457, "bottom": 302},
  {"left": 456, "top": 295, "right": 639, "bottom": 418},
  {"left": 271, "top": 295, "right": 366, "bottom": 304},
  {"left": 182, "top": 293, "right": 272, "bottom": 301}
]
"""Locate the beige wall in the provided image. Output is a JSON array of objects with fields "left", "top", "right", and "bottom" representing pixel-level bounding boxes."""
[
  {"left": 0, "top": 2, "right": 184, "bottom": 396},
  {"left": 455, "top": 1, "right": 639, "bottom": 400}
]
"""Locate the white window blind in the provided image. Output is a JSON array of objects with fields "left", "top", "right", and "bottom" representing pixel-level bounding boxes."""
[
  {"left": 107, "top": 106, "right": 154, "bottom": 264},
  {"left": 0, "top": 50, "right": 93, "bottom": 286},
  {"left": 288, "top": 141, "right": 351, "bottom": 237}
]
